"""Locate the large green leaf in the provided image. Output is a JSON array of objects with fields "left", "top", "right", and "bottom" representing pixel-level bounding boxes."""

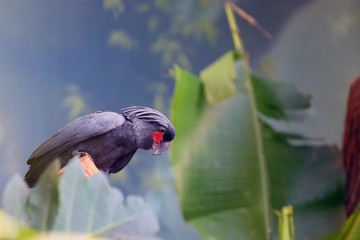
[
  {"left": 170, "top": 51, "right": 343, "bottom": 240},
  {"left": 53, "top": 157, "right": 160, "bottom": 239},
  {"left": 171, "top": 54, "right": 271, "bottom": 239}
]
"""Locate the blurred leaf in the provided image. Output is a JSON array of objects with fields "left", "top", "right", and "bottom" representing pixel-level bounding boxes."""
[
  {"left": 151, "top": 36, "right": 190, "bottom": 69},
  {"left": 193, "top": 19, "right": 217, "bottom": 44},
  {"left": 154, "top": 0, "right": 171, "bottom": 12},
  {"left": 0, "top": 209, "right": 104, "bottom": 239},
  {"left": 148, "top": 16, "right": 159, "bottom": 32},
  {"left": 26, "top": 160, "right": 60, "bottom": 231},
  {"left": 53, "top": 158, "right": 159, "bottom": 239},
  {"left": 0, "top": 209, "right": 38, "bottom": 239},
  {"left": 170, "top": 51, "right": 343, "bottom": 239},
  {"left": 169, "top": 3, "right": 220, "bottom": 46},
  {"left": 264, "top": 120, "right": 344, "bottom": 239},
  {"left": 108, "top": 30, "right": 137, "bottom": 51},
  {"left": 26, "top": 233, "right": 107, "bottom": 240},
  {"left": 136, "top": 3, "right": 150, "bottom": 13},
  {"left": 103, "top": 0, "right": 222, "bottom": 71},
  {"left": 0, "top": 209, "right": 23, "bottom": 239},
  {"left": 103, "top": 0, "right": 124, "bottom": 17},
  {"left": 146, "top": 81, "right": 167, "bottom": 112},
  {"left": 252, "top": 75, "right": 311, "bottom": 120},
  {"left": 141, "top": 167, "right": 167, "bottom": 192},
  {"left": 2, "top": 174, "right": 29, "bottom": 223},
  {"left": 200, "top": 51, "right": 237, "bottom": 104},
  {"left": 199, "top": 0, "right": 212, "bottom": 9},
  {"left": 63, "top": 85, "right": 88, "bottom": 121},
  {"left": 322, "top": 206, "right": 360, "bottom": 240},
  {"left": 258, "top": 57, "right": 277, "bottom": 76},
  {"left": 177, "top": 54, "right": 191, "bottom": 72}
]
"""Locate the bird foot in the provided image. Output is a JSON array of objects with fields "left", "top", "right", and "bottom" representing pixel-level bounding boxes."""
[
  {"left": 72, "top": 151, "right": 94, "bottom": 161},
  {"left": 70, "top": 151, "right": 99, "bottom": 178}
]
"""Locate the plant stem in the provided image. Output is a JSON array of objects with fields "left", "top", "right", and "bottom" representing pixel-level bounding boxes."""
[
  {"left": 225, "top": 1, "right": 273, "bottom": 239},
  {"left": 277, "top": 206, "right": 295, "bottom": 240},
  {"left": 224, "top": 1, "right": 243, "bottom": 53}
]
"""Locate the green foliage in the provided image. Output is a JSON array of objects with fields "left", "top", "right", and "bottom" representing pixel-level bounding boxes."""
[
  {"left": 154, "top": 0, "right": 171, "bottom": 12},
  {"left": 252, "top": 75, "right": 311, "bottom": 120},
  {"left": 152, "top": 36, "right": 191, "bottom": 69},
  {"left": 148, "top": 16, "right": 159, "bottom": 32},
  {"left": 136, "top": 3, "right": 150, "bottom": 13},
  {"left": 1, "top": 158, "right": 160, "bottom": 239},
  {"left": 171, "top": 54, "right": 272, "bottom": 240},
  {"left": 103, "top": 0, "right": 223, "bottom": 69},
  {"left": 0, "top": 210, "right": 38, "bottom": 239},
  {"left": 63, "top": 85, "right": 89, "bottom": 121},
  {"left": 323, "top": 206, "right": 360, "bottom": 240},
  {"left": 170, "top": 50, "right": 343, "bottom": 240},
  {"left": 108, "top": 30, "right": 137, "bottom": 50},
  {"left": 103, "top": 0, "right": 125, "bottom": 17},
  {"left": 200, "top": 51, "right": 237, "bottom": 104}
]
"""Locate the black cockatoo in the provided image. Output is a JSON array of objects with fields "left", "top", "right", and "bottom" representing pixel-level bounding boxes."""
[{"left": 24, "top": 106, "right": 175, "bottom": 187}]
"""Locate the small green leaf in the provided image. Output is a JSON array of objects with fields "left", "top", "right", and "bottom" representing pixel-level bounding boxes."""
[
  {"left": 25, "top": 159, "right": 60, "bottom": 231},
  {"left": 200, "top": 51, "right": 237, "bottom": 104}
]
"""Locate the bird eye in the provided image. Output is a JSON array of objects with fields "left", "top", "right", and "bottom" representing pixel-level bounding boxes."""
[{"left": 159, "top": 127, "right": 165, "bottom": 133}]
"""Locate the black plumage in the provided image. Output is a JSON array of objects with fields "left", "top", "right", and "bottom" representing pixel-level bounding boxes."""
[{"left": 25, "top": 106, "right": 175, "bottom": 187}]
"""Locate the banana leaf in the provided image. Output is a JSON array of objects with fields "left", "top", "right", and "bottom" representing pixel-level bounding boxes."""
[{"left": 170, "top": 51, "right": 344, "bottom": 240}]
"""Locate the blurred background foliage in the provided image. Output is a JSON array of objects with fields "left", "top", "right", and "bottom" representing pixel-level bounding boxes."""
[
  {"left": 170, "top": 49, "right": 343, "bottom": 239},
  {"left": 0, "top": 0, "right": 359, "bottom": 239}
]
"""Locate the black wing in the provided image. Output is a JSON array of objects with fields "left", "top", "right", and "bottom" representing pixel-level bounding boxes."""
[{"left": 25, "top": 111, "right": 125, "bottom": 187}]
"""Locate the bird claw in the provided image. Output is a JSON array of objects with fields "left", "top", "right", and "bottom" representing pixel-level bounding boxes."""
[{"left": 72, "top": 151, "right": 94, "bottom": 162}]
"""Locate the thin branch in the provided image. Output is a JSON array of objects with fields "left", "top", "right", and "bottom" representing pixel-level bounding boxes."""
[
  {"left": 224, "top": 2, "right": 273, "bottom": 239},
  {"left": 225, "top": 1, "right": 273, "bottom": 40}
]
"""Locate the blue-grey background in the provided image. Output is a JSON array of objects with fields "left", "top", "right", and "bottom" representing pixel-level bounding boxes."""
[{"left": 0, "top": 0, "right": 359, "bottom": 239}]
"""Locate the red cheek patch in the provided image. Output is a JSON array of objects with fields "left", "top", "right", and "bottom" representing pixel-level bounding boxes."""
[{"left": 153, "top": 131, "right": 164, "bottom": 148}]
